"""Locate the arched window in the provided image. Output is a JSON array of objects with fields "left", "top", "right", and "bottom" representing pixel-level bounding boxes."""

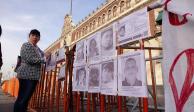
[
  {"left": 120, "top": 1, "right": 125, "bottom": 13},
  {"left": 90, "top": 23, "right": 93, "bottom": 32},
  {"left": 79, "top": 30, "right": 81, "bottom": 38},
  {"left": 93, "top": 20, "right": 96, "bottom": 29},
  {"left": 135, "top": 0, "right": 141, "bottom": 4},
  {"left": 76, "top": 32, "right": 79, "bottom": 39},
  {"left": 85, "top": 26, "right": 88, "bottom": 34},
  {"left": 113, "top": 6, "right": 117, "bottom": 17},
  {"left": 82, "top": 28, "right": 85, "bottom": 36},
  {"left": 98, "top": 17, "right": 101, "bottom": 26},
  {"left": 128, "top": 0, "right": 132, "bottom": 8},
  {"left": 108, "top": 9, "right": 112, "bottom": 20},
  {"left": 102, "top": 14, "right": 106, "bottom": 24}
]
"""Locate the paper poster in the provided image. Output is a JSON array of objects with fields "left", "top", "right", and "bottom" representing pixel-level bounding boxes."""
[
  {"left": 74, "top": 39, "right": 86, "bottom": 66},
  {"left": 58, "top": 64, "right": 66, "bottom": 80},
  {"left": 56, "top": 47, "right": 66, "bottom": 62},
  {"left": 46, "top": 53, "right": 57, "bottom": 71},
  {"left": 100, "top": 58, "right": 117, "bottom": 95},
  {"left": 100, "top": 24, "right": 116, "bottom": 59},
  {"left": 87, "top": 33, "right": 101, "bottom": 63},
  {"left": 117, "top": 7, "right": 150, "bottom": 45},
  {"left": 118, "top": 50, "right": 148, "bottom": 97},
  {"left": 88, "top": 63, "right": 101, "bottom": 93},
  {"left": 73, "top": 65, "right": 87, "bottom": 92}
]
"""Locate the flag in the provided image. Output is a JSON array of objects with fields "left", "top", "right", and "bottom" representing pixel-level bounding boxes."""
[{"left": 162, "top": 0, "right": 194, "bottom": 111}]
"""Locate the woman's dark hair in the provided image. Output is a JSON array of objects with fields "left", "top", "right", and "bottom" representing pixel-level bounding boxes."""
[
  {"left": 0, "top": 25, "right": 2, "bottom": 36},
  {"left": 29, "top": 29, "right": 40, "bottom": 37}
]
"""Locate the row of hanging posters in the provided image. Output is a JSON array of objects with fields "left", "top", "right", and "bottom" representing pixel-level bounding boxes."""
[
  {"left": 46, "top": 47, "right": 66, "bottom": 80},
  {"left": 73, "top": 8, "right": 151, "bottom": 97}
]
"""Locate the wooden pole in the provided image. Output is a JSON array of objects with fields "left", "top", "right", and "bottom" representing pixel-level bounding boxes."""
[
  {"left": 43, "top": 71, "right": 49, "bottom": 110},
  {"left": 50, "top": 66, "right": 58, "bottom": 112},
  {"left": 68, "top": 49, "right": 75, "bottom": 112},
  {"left": 47, "top": 71, "right": 53, "bottom": 111},
  {"left": 64, "top": 47, "right": 70, "bottom": 112},
  {"left": 117, "top": 47, "right": 123, "bottom": 112},
  {"left": 39, "top": 68, "right": 46, "bottom": 110},
  {"left": 92, "top": 94, "right": 96, "bottom": 112},
  {"left": 148, "top": 49, "right": 158, "bottom": 112},
  {"left": 100, "top": 94, "right": 105, "bottom": 112},
  {"left": 56, "top": 80, "right": 61, "bottom": 112},
  {"left": 76, "top": 92, "right": 80, "bottom": 112},
  {"left": 81, "top": 92, "right": 84, "bottom": 112},
  {"left": 87, "top": 93, "right": 91, "bottom": 112},
  {"left": 140, "top": 40, "right": 148, "bottom": 112}
]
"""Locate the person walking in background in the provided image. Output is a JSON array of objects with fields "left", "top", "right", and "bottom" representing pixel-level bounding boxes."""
[{"left": 14, "top": 29, "right": 46, "bottom": 112}]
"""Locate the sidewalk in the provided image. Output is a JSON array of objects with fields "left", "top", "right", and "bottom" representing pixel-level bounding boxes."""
[{"left": 0, "top": 87, "right": 15, "bottom": 112}]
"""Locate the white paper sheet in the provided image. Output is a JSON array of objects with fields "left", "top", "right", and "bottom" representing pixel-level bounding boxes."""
[
  {"left": 100, "top": 58, "right": 117, "bottom": 95},
  {"left": 117, "top": 8, "right": 150, "bottom": 45},
  {"left": 88, "top": 63, "right": 101, "bottom": 93},
  {"left": 118, "top": 50, "right": 148, "bottom": 97},
  {"left": 73, "top": 65, "right": 88, "bottom": 92}
]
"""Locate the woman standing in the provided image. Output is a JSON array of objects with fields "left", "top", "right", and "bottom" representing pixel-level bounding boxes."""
[{"left": 14, "top": 29, "right": 46, "bottom": 112}]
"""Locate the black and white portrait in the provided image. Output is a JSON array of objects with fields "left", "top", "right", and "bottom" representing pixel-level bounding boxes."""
[
  {"left": 76, "top": 67, "right": 86, "bottom": 87},
  {"left": 100, "top": 59, "right": 117, "bottom": 95},
  {"left": 73, "top": 66, "right": 87, "bottom": 91},
  {"left": 101, "top": 27, "right": 114, "bottom": 57},
  {"left": 88, "top": 35, "right": 100, "bottom": 59},
  {"left": 101, "top": 61, "right": 114, "bottom": 87},
  {"left": 118, "top": 25, "right": 126, "bottom": 39},
  {"left": 117, "top": 8, "right": 150, "bottom": 45},
  {"left": 58, "top": 64, "right": 66, "bottom": 80},
  {"left": 76, "top": 43, "right": 84, "bottom": 61},
  {"left": 56, "top": 47, "right": 65, "bottom": 62},
  {"left": 118, "top": 50, "right": 148, "bottom": 97},
  {"left": 89, "top": 67, "right": 100, "bottom": 87},
  {"left": 122, "top": 58, "right": 142, "bottom": 86},
  {"left": 46, "top": 53, "right": 56, "bottom": 71}
]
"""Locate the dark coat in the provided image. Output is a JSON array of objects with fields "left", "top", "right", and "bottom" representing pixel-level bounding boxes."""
[{"left": 122, "top": 78, "right": 142, "bottom": 86}]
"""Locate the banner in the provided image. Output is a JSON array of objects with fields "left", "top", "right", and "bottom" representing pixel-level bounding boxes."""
[{"left": 162, "top": 0, "right": 194, "bottom": 111}]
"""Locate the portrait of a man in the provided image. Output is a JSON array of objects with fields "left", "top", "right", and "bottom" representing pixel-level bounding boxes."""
[
  {"left": 118, "top": 25, "right": 125, "bottom": 38},
  {"left": 101, "top": 61, "right": 114, "bottom": 87},
  {"left": 101, "top": 28, "right": 113, "bottom": 53},
  {"left": 89, "top": 67, "right": 100, "bottom": 87},
  {"left": 122, "top": 58, "right": 142, "bottom": 86}
]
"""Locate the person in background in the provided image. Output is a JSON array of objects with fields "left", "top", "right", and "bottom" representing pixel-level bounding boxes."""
[{"left": 14, "top": 29, "right": 47, "bottom": 112}]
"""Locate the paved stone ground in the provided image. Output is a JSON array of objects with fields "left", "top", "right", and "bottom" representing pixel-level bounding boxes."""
[{"left": 0, "top": 87, "right": 16, "bottom": 112}]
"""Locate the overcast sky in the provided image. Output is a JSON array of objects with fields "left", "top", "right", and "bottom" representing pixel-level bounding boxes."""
[{"left": 0, "top": 0, "right": 106, "bottom": 76}]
